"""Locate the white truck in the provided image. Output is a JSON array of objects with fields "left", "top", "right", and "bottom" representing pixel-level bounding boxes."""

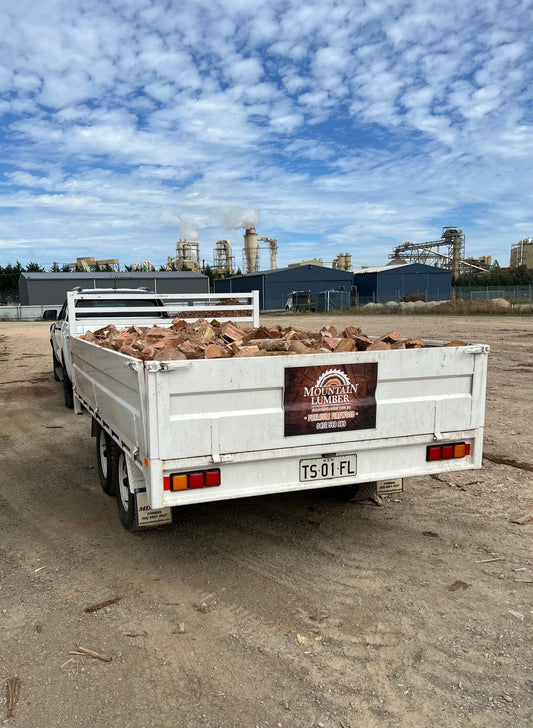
[
  {"left": 53, "top": 290, "right": 489, "bottom": 531},
  {"left": 48, "top": 287, "right": 172, "bottom": 408}
]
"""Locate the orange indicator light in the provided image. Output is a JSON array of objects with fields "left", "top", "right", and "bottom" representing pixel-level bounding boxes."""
[{"left": 171, "top": 474, "right": 188, "bottom": 491}]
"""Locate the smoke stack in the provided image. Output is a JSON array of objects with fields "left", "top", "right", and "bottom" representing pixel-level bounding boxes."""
[{"left": 244, "top": 227, "right": 259, "bottom": 273}]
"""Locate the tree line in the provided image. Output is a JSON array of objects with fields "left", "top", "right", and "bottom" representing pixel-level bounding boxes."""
[{"left": 453, "top": 265, "right": 533, "bottom": 286}]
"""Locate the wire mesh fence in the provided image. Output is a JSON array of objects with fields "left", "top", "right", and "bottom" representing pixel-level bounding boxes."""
[{"left": 453, "top": 285, "right": 533, "bottom": 303}]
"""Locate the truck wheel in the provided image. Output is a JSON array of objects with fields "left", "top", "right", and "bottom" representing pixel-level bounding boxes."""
[
  {"left": 63, "top": 370, "right": 74, "bottom": 409},
  {"left": 334, "top": 482, "right": 377, "bottom": 501},
  {"left": 116, "top": 450, "right": 139, "bottom": 531},
  {"left": 96, "top": 426, "right": 118, "bottom": 496},
  {"left": 52, "top": 350, "right": 61, "bottom": 382}
]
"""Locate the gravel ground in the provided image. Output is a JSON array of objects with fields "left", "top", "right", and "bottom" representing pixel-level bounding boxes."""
[{"left": 0, "top": 314, "right": 532, "bottom": 728}]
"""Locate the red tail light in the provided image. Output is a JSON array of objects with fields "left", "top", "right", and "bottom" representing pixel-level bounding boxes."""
[
  {"left": 205, "top": 470, "right": 221, "bottom": 487},
  {"left": 427, "top": 442, "right": 471, "bottom": 462},
  {"left": 188, "top": 473, "right": 204, "bottom": 489},
  {"left": 166, "top": 468, "right": 221, "bottom": 492}
]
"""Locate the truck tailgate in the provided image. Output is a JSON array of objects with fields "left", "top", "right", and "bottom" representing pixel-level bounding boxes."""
[
  {"left": 144, "top": 345, "right": 488, "bottom": 461},
  {"left": 71, "top": 338, "right": 488, "bottom": 465}
]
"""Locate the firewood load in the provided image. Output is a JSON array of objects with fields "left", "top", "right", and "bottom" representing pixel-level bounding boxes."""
[
  {"left": 81, "top": 318, "right": 466, "bottom": 361},
  {"left": 174, "top": 298, "right": 249, "bottom": 319}
]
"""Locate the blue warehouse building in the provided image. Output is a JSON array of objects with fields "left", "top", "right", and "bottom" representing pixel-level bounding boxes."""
[
  {"left": 353, "top": 263, "right": 451, "bottom": 303},
  {"left": 214, "top": 265, "right": 354, "bottom": 311}
]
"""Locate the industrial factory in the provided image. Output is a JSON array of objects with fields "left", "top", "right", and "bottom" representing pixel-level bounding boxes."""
[
  {"left": 389, "top": 227, "right": 493, "bottom": 276},
  {"left": 156, "top": 226, "right": 531, "bottom": 278},
  {"left": 163, "top": 226, "right": 353, "bottom": 276},
  {"left": 16, "top": 223, "right": 532, "bottom": 310},
  {"left": 165, "top": 227, "right": 278, "bottom": 275},
  {"left": 510, "top": 236, "right": 533, "bottom": 268}
]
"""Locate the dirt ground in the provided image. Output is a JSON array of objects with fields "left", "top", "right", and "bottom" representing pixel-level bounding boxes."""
[{"left": 0, "top": 314, "right": 532, "bottom": 728}]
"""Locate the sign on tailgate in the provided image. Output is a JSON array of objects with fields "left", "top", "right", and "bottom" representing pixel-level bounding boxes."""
[{"left": 284, "top": 363, "right": 378, "bottom": 437}]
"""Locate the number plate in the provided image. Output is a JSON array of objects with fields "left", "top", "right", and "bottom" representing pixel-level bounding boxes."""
[{"left": 299, "top": 454, "right": 357, "bottom": 482}]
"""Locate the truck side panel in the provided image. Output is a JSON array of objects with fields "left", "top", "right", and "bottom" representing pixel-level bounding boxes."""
[{"left": 70, "top": 338, "right": 146, "bottom": 457}]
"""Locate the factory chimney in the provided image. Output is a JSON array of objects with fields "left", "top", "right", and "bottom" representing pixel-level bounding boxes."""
[{"left": 243, "top": 227, "right": 259, "bottom": 274}]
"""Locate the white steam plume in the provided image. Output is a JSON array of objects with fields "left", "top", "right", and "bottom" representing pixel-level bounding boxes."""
[
  {"left": 223, "top": 207, "right": 261, "bottom": 230},
  {"left": 178, "top": 216, "right": 199, "bottom": 240}
]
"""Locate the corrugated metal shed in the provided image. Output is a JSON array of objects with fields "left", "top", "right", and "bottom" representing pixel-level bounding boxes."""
[
  {"left": 214, "top": 265, "right": 354, "bottom": 310},
  {"left": 18, "top": 271, "right": 209, "bottom": 305},
  {"left": 352, "top": 263, "right": 451, "bottom": 302}
]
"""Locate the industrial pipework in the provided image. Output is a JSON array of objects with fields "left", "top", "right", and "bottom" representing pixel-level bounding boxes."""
[
  {"left": 243, "top": 227, "right": 278, "bottom": 274},
  {"left": 213, "top": 239, "right": 235, "bottom": 274},
  {"left": 510, "top": 236, "right": 533, "bottom": 268},
  {"left": 332, "top": 253, "right": 352, "bottom": 271},
  {"left": 168, "top": 238, "right": 201, "bottom": 272}
]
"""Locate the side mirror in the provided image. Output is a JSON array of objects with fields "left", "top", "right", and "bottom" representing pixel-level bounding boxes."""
[{"left": 43, "top": 309, "right": 58, "bottom": 321}]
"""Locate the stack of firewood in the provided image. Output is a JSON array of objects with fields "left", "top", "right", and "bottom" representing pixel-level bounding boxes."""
[
  {"left": 175, "top": 298, "right": 249, "bottom": 319},
  {"left": 81, "top": 318, "right": 464, "bottom": 361}
]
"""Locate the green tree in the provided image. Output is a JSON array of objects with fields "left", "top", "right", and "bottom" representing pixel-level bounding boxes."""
[
  {"left": 49, "top": 262, "right": 61, "bottom": 272},
  {"left": 201, "top": 263, "right": 215, "bottom": 290},
  {"left": 0, "top": 261, "right": 23, "bottom": 301},
  {"left": 25, "top": 261, "right": 45, "bottom": 272}
]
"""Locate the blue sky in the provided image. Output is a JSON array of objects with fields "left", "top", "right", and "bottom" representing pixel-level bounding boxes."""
[{"left": 1, "top": 0, "right": 532, "bottom": 271}]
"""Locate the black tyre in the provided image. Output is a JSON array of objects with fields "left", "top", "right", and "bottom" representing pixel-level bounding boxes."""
[
  {"left": 63, "top": 370, "right": 74, "bottom": 409},
  {"left": 96, "top": 426, "right": 118, "bottom": 496},
  {"left": 115, "top": 450, "right": 139, "bottom": 531},
  {"left": 52, "top": 350, "right": 61, "bottom": 382}
]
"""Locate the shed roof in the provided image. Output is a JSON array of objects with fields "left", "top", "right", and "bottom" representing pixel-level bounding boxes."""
[
  {"left": 20, "top": 271, "right": 206, "bottom": 280},
  {"left": 224, "top": 264, "right": 353, "bottom": 279}
]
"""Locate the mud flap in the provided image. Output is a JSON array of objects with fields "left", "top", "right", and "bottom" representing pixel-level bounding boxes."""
[{"left": 135, "top": 488, "right": 172, "bottom": 527}]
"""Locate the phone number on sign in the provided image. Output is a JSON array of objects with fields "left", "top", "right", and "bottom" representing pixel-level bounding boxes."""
[{"left": 316, "top": 420, "right": 347, "bottom": 430}]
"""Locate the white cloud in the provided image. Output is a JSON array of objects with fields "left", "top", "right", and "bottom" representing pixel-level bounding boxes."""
[{"left": 0, "top": 0, "right": 532, "bottom": 270}]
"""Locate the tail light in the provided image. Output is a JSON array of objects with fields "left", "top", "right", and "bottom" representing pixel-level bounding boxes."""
[
  {"left": 164, "top": 469, "right": 221, "bottom": 491},
  {"left": 426, "top": 442, "right": 471, "bottom": 462}
]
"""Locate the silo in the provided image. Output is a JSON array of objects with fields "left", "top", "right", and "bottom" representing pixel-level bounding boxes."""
[{"left": 244, "top": 228, "right": 259, "bottom": 273}]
